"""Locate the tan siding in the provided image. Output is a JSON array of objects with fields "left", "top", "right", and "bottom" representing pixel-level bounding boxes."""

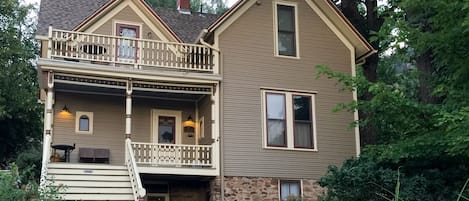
[
  {"left": 219, "top": 0, "right": 356, "bottom": 179},
  {"left": 92, "top": 6, "right": 161, "bottom": 41},
  {"left": 197, "top": 95, "right": 212, "bottom": 145},
  {"left": 53, "top": 92, "right": 196, "bottom": 165}
]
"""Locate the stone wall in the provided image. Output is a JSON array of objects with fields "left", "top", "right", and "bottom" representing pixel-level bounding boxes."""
[{"left": 210, "top": 176, "right": 324, "bottom": 201}]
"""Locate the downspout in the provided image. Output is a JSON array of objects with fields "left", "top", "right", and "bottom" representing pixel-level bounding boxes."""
[{"left": 199, "top": 29, "right": 224, "bottom": 201}]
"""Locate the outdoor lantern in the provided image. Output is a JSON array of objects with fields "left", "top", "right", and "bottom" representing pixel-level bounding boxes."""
[
  {"left": 61, "top": 105, "right": 71, "bottom": 114},
  {"left": 183, "top": 115, "right": 195, "bottom": 137}
]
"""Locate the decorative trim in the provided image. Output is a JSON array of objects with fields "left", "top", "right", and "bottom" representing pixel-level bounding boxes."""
[{"left": 54, "top": 74, "right": 126, "bottom": 88}]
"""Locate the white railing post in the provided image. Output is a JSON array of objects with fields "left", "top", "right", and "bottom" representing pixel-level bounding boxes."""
[
  {"left": 126, "top": 139, "right": 146, "bottom": 201},
  {"left": 47, "top": 26, "right": 53, "bottom": 59},
  {"left": 39, "top": 135, "right": 52, "bottom": 192}
]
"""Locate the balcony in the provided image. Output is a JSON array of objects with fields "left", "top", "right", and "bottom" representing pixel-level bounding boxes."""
[{"left": 46, "top": 27, "right": 219, "bottom": 74}]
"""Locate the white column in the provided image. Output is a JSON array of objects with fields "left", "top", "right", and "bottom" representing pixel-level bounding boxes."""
[
  {"left": 211, "top": 84, "right": 220, "bottom": 169},
  {"left": 44, "top": 72, "right": 54, "bottom": 136},
  {"left": 125, "top": 80, "right": 133, "bottom": 139}
]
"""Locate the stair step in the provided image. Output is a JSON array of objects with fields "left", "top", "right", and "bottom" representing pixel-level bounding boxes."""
[
  {"left": 48, "top": 168, "right": 129, "bottom": 176},
  {"left": 59, "top": 193, "right": 133, "bottom": 200},
  {"left": 48, "top": 163, "right": 127, "bottom": 170},
  {"left": 50, "top": 181, "right": 131, "bottom": 188},
  {"left": 48, "top": 175, "right": 130, "bottom": 181},
  {"left": 59, "top": 187, "right": 133, "bottom": 194}
]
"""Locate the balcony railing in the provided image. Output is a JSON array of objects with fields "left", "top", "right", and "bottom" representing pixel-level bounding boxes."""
[
  {"left": 47, "top": 27, "right": 218, "bottom": 73},
  {"left": 131, "top": 142, "right": 213, "bottom": 168}
]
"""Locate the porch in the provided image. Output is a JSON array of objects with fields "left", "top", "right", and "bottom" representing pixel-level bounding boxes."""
[
  {"left": 42, "top": 70, "right": 219, "bottom": 176},
  {"left": 45, "top": 27, "right": 219, "bottom": 74}
]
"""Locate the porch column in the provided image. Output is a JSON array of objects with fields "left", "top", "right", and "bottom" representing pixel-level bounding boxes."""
[
  {"left": 44, "top": 71, "right": 54, "bottom": 136},
  {"left": 125, "top": 80, "right": 133, "bottom": 139},
  {"left": 211, "top": 83, "right": 220, "bottom": 169}
]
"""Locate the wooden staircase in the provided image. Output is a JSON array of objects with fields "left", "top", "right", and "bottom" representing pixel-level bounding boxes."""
[{"left": 46, "top": 163, "right": 134, "bottom": 200}]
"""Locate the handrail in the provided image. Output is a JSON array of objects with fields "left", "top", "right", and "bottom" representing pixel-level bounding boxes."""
[
  {"left": 39, "top": 135, "right": 52, "bottom": 191},
  {"left": 125, "top": 138, "right": 146, "bottom": 201}
]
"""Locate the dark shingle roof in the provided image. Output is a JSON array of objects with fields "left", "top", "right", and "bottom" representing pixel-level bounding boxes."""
[
  {"left": 36, "top": 0, "right": 220, "bottom": 43},
  {"left": 152, "top": 8, "right": 219, "bottom": 43},
  {"left": 37, "top": 0, "right": 109, "bottom": 36}
]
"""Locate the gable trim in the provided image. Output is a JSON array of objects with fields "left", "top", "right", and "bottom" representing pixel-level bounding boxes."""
[{"left": 72, "top": 0, "right": 182, "bottom": 43}]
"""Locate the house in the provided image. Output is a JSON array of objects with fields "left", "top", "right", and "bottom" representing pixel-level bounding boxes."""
[{"left": 36, "top": 0, "right": 374, "bottom": 200}]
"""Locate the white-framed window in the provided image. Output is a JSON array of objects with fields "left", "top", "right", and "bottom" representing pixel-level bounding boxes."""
[
  {"left": 75, "top": 111, "right": 93, "bottom": 134},
  {"left": 262, "top": 89, "right": 317, "bottom": 151},
  {"left": 274, "top": 1, "right": 299, "bottom": 58},
  {"left": 279, "top": 180, "right": 302, "bottom": 201}
]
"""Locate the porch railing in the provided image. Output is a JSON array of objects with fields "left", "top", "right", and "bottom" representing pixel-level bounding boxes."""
[
  {"left": 125, "top": 139, "right": 146, "bottom": 201},
  {"left": 47, "top": 27, "right": 218, "bottom": 73},
  {"left": 131, "top": 142, "right": 213, "bottom": 167},
  {"left": 39, "top": 135, "right": 52, "bottom": 191}
]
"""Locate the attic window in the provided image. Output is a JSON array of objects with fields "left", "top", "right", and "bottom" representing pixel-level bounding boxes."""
[{"left": 275, "top": 2, "right": 299, "bottom": 58}]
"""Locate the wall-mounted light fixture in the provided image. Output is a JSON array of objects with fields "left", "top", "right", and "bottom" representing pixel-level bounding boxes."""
[
  {"left": 183, "top": 115, "right": 195, "bottom": 137},
  {"left": 61, "top": 105, "right": 71, "bottom": 114}
]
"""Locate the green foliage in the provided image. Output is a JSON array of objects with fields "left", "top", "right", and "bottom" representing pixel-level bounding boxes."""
[
  {"left": 0, "top": 163, "right": 63, "bottom": 201},
  {"left": 0, "top": 0, "right": 42, "bottom": 167}
]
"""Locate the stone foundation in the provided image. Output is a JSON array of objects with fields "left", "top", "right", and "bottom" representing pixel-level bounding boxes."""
[{"left": 210, "top": 176, "right": 324, "bottom": 201}]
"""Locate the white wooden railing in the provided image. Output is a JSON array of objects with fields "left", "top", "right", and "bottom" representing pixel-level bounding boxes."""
[
  {"left": 39, "top": 135, "right": 52, "bottom": 191},
  {"left": 125, "top": 139, "right": 146, "bottom": 201},
  {"left": 131, "top": 142, "right": 213, "bottom": 167},
  {"left": 47, "top": 27, "right": 219, "bottom": 73}
]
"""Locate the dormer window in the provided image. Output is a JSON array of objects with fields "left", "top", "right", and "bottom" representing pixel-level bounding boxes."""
[
  {"left": 274, "top": 2, "right": 299, "bottom": 58},
  {"left": 76, "top": 111, "right": 94, "bottom": 134}
]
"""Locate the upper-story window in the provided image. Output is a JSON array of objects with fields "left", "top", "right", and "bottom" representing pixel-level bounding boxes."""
[
  {"left": 263, "top": 89, "right": 317, "bottom": 150},
  {"left": 275, "top": 2, "right": 298, "bottom": 57},
  {"left": 116, "top": 23, "right": 140, "bottom": 61}
]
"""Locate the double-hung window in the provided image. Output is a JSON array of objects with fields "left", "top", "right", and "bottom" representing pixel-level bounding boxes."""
[
  {"left": 263, "top": 89, "right": 317, "bottom": 150},
  {"left": 275, "top": 2, "right": 298, "bottom": 57},
  {"left": 280, "top": 180, "right": 302, "bottom": 201}
]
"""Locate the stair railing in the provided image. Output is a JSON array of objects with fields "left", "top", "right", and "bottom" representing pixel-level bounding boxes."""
[
  {"left": 125, "top": 138, "right": 146, "bottom": 201},
  {"left": 39, "top": 134, "right": 52, "bottom": 191}
]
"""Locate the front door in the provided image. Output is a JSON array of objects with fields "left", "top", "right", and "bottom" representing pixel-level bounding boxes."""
[{"left": 152, "top": 109, "right": 182, "bottom": 144}]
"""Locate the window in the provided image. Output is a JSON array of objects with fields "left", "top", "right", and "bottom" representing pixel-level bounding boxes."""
[
  {"left": 75, "top": 111, "right": 93, "bottom": 134},
  {"left": 275, "top": 2, "right": 298, "bottom": 57},
  {"left": 280, "top": 180, "right": 301, "bottom": 201},
  {"left": 263, "top": 89, "right": 317, "bottom": 150},
  {"left": 116, "top": 23, "right": 140, "bottom": 61},
  {"left": 266, "top": 93, "right": 287, "bottom": 147}
]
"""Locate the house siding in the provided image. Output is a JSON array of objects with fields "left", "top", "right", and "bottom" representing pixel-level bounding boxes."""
[
  {"left": 92, "top": 5, "right": 161, "bottom": 41},
  {"left": 198, "top": 95, "right": 213, "bottom": 145},
  {"left": 53, "top": 92, "right": 197, "bottom": 165},
  {"left": 218, "top": 0, "right": 356, "bottom": 179}
]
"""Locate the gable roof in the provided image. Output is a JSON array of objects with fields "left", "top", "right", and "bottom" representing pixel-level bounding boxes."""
[
  {"left": 207, "top": 0, "right": 376, "bottom": 62},
  {"left": 36, "top": 0, "right": 217, "bottom": 43}
]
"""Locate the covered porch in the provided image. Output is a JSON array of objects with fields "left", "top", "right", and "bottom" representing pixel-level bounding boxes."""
[{"left": 43, "top": 71, "right": 220, "bottom": 176}]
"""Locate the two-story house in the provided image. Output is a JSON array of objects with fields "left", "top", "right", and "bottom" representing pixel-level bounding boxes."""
[{"left": 36, "top": 0, "right": 374, "bottom": 200}]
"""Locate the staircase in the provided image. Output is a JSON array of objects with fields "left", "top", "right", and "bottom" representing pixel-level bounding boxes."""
[{"left": 46, "top": 163, "right": 134, "bottom": 200}]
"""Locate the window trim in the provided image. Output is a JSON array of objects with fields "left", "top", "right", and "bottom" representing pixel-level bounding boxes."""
[
  {"left": 262, "top": 89, "right": 318, "bottom": 151},
  {"left": 75, "top": 111, "right": 94, "bottom": 135},
  {"left": 279, "top": 180, "right": 303, "bottom": 201},
  {"left": 273, "top": 1, "right": 300, "bottom": 59}
]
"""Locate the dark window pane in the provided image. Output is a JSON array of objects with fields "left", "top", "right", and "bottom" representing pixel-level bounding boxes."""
[
  {"left": 278, "top": 32, "right": 296, "bottom": 56},
  {"left": 293, "top": 96, "right": 311, "bottom": 120},
  {"left": 266, "top": 93, "right": 286, "bottom": 146},
  {"left": 293, "top": 95, "right": 313, "bottom": 148},
  {"left": 79, "top": 115, "right": 89, "bottom": 131},
  {"left": 277, "top": 5, "right": 295, "bottom": 32},
  {"left": 159, "top": 116, "right": 175, "bottom": 144},
  {"left": 280, "top": 181, "right": 301, "bottom": 200}
]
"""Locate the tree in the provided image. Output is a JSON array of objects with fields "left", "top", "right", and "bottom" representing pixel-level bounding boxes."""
[{"left": 0, "top": 0, "right": 42, "bottom": 167}]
